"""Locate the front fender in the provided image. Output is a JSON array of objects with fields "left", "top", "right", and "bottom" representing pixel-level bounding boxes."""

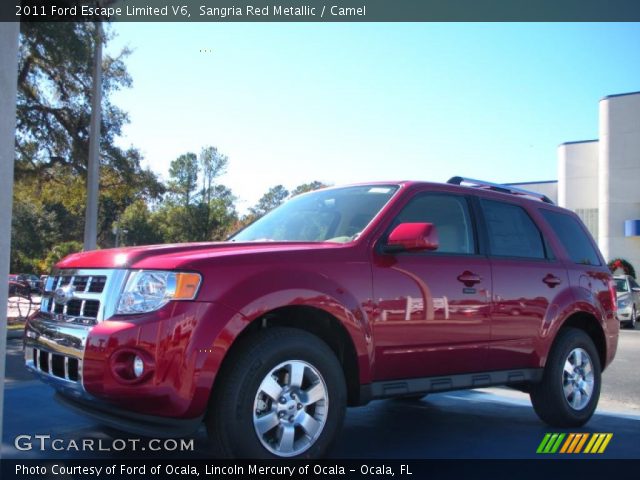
[{"left": 210, "top": 267, "right": 374, "bottom": 384}]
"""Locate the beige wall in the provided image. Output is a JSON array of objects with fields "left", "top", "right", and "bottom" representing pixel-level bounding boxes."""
[
  {"left": 557, "top": 91, "right": 640, "bottom": 269},
  {"left": 599, "top": 92, "right": 640, "bottom": 268}
]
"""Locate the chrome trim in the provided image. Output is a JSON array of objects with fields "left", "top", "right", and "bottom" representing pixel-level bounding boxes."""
[
  {"left": 41, "top": 268, "right": 128, "bottom": 323},
  {"left": 25, "top": 315, "right": 90, "bottom": 358},
  {"left": 25, "top": 315, "right": 93, "bottom": 400},
  {"left": 26, "top": 268, "right": 129, "bottom": 402}
]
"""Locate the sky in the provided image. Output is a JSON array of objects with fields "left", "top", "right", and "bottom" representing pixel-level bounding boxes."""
[{"left": 107, "top": 22, "right": 640, "bottom": 212}]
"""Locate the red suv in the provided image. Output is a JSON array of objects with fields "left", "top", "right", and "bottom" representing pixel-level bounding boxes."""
[{"left": 25, "top": 177, "right": 618, "bottom": 458}]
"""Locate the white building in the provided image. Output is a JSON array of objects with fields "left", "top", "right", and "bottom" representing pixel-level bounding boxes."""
[{"left": 511, "top": 91, "right": 640, "bottom": 269}]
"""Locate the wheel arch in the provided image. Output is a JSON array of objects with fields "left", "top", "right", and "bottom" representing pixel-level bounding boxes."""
[
  {"left": 212, "top": 305, "right": 365, "bottom": 407},
  {"left": 556, "top": 311, "right": 607, "bottom": 371}
]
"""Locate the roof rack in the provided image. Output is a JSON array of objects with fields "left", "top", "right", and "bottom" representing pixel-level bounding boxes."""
[{"left": 447, "top": 176, "right": 554, "bottom": 204}]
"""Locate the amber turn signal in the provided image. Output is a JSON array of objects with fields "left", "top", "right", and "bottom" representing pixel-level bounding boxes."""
[{"left": 173, "top": 272, "right": 201, "bottom": 300}]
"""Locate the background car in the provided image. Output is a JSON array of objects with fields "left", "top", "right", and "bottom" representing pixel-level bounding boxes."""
[
  {"left": 614, "top": 274, "right": 640, "bottom": 328},
  {"left": 8, "top": 280, "right": 30, "bottom": 298},
  {"left": 16, "top": 273, "right": 42, "bottom": 293}
]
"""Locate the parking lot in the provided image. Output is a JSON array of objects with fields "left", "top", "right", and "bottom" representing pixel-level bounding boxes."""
[{"left": 2, "top": 327, "right": 639, "bottom": 459}]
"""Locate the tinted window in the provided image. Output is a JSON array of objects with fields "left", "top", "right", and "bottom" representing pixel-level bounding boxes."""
[
  {"left": 631, "top": 278, "right": 640, "bottom": 290},
  {"left": 481, "top": 200, "right": 546, "bottom": 259},
  {"left": 541, "top": 210, "right": 601, "bottom": 266},
  {"left": 394, "top": 194, "right": 475, "bottom": 254}
]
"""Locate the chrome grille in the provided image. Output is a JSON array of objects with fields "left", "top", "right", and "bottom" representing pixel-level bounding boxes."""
[
  {"left": 28, "top": 347, "right": 81, "bottom": 383},
  {"left": 50, "top": 274, "right": 107, "bottom": 293},
  {"left": 38, "top": 269, "right": 126, "bottom": 325}
]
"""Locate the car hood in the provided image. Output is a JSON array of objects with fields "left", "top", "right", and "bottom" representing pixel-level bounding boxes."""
[{"left": 55, "top": 241, "right": 347, "bottom": 271}]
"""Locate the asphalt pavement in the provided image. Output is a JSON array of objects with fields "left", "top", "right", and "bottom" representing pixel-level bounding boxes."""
[{"left": 2, "top": 330, "right": 640, "bottom": 459}]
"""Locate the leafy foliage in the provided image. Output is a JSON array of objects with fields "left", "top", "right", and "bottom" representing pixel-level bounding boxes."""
[
  {"left": 11, "top": 22, "right": 163, "bottom": 273},
  {"left": 249, "top": 185, "right": 290, "bottom": 218}
]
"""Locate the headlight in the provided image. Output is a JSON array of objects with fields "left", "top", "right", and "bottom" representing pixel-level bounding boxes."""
[
  {"left": 618, "top": 298, "right": 631, "bottom": 309},
  {"left": 116, "top": 270, "right": 201, "bottom": 315}
]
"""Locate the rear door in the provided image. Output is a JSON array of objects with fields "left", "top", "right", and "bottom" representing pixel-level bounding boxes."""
[{"left": 478, "top": 198, "right": 568, "bottom": 370}]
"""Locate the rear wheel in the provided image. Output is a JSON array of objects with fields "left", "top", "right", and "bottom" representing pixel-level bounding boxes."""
[
  {"left": 530, "top": 328, "right": 601, "bottom": 427},
  {"left": 207, "top": 327, "right": 346, "bottom": 458}
]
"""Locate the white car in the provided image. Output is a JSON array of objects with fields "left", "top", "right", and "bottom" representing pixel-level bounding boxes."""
[{"left": 614, "top": 274, "right": 640, "bottom": 328}]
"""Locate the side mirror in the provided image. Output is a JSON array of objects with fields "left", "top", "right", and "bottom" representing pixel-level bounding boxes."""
[
  {"left": 632, "top": 287, "right": 640, "bottom": 293},
  {"left": 385, "top": 222, "right": 439, "bottom": 252}
]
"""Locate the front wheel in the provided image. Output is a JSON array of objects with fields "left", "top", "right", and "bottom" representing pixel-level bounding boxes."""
[
  {"left": 530, "top": 328, "right": 601, "bottom": 427},
  {"left": 207, "top": 327, "right": 346, "bottom": 458}
]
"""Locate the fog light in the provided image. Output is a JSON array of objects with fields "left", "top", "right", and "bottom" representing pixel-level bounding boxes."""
[{"left": 133, "top": 355, "right": 144, "bottom": 378}]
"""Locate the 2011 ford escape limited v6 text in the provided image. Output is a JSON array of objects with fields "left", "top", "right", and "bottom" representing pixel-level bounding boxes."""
[{"left": 25, "top": 177, "right": 618, "bottom": 458}]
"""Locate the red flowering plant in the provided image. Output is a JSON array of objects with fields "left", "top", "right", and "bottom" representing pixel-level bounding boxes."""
[{"left": 608, "top": 258, "right": 636, "bottom": 279}]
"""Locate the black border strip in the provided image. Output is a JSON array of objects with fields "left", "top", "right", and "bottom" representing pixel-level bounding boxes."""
[
  {"left": 3, "top": 459, "right": 640, "bottom": 480},
  {"left": 4, "top": 0, "right": 640, "bottom": 22}
]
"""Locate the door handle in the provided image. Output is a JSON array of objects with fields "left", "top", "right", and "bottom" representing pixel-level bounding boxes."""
[
  {"left": 457, "top": 271, "right": 482, "bottom": 286},
  {"left": 543, "top": 274, "right": 562, "bottom": 288}
]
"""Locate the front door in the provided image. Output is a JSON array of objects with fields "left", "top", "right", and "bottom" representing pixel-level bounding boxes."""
[{"left": 371, "top": 192, "right": 492, "bottom": 380}]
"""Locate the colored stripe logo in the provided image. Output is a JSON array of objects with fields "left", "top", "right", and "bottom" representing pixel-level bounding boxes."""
[{"left": 537, "top": 433, "right": 612, "bottom": 454}]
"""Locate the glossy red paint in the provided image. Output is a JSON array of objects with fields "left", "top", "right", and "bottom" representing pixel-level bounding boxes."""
[
  {"left": 82, "top": 301, "right": 243, "bottom": 418},
  {"left": 387, "top": 222, "right": 439, "bottom": 251},
  {"left": 47, "top": 180, "right": 617, "bottom": 422}
]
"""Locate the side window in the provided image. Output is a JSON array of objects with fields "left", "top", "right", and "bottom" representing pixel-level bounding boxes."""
[
  {"left": 540, "top": 210, "right": 601, "bottom": 266},
  {"left": 481, "top": 199, "right": 546, "bottom": 259},
  {"left": 394, "top": 194, "right": 475, "bottom": 255},
  {"left": 630, "top": 278, "right": 640, "bottom": 290}
]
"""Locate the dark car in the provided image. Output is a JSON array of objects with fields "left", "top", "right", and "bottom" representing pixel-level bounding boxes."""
[
  {"left": 16, "top": 274, "right": 42, "bottom": 293},
  {"left": 8, "top": 279, "right": 30, "bottom": 298}
]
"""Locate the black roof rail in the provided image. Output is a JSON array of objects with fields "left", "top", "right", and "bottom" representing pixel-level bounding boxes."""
[{"left": 447, "top": 176, "right": 554, "bottom": 204}]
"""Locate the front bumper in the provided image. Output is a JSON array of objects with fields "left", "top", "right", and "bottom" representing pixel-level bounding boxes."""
[
  {"left": 55, "top": 392, "right": 203, "bottom": 438},
  {"left": 25, "top": 299, "right": 245, "bottom": 422},
  {"left": 24, "top": 315, "right": 90, "bottom": 400},
  {"left": 616, "top": 306, "right": 633, "bottom": 322}
]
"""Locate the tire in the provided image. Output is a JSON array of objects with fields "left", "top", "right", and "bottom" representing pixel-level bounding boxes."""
[
  {"left": 530, "top": 328, "right": 601, "bottom": 427},
  {"left": 207, "top": 327, "right": 346, "bottom": 458}
]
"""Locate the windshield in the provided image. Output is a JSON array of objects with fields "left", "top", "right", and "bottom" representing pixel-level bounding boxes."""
[
  {"left": 615, "top": 278, "right": 629, "bottom": 293},
  {"left": 230, "top": 185, "right": 399, "bottom": 243}
]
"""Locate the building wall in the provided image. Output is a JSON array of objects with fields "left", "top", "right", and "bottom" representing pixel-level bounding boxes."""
[
  {"left": 506, "top": 181, "right": 558, "bottom": 204},
  {"left": 598, "top": 92, "right": 640, "bottom": 269},
  {"left": 557, "top": 140, "right": 599, "bottom": 238}
]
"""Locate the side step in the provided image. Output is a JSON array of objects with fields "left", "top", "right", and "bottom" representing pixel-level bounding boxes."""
[{"left": 364, "top": 368, "right": 543, "bottom": 400}]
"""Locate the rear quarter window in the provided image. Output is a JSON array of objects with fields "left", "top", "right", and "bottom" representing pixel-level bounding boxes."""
[{"left": 540, "top": 209, "right": 601, "bottom": 266}]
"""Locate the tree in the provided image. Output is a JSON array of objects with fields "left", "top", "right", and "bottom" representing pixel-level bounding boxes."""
[
  {"left": 118, "top": 200, "right": 163, "bottom": 247},
  {"left": 291, "top": 181, "right": 327, "bottom": 197},
  {"left": 199, "top": 146, "right": 228, "bottom": 205},
  {"left": 168, "top": 153, "right": 198, "bottom": 207},
  {"left": 16, "top": 22, "right": 157, "bottom": 184},
  {"left": 41, "top": 241, "right": 83, "bottom": 274},
  {"left": 154, "top": 147, "right": 237, "bottom": 243},
  {"left": 249, "top": 185, "right": 289, "bottom": 219},
  {"left": 12, "top": 21, "right": 164, "bottom": 269}
]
